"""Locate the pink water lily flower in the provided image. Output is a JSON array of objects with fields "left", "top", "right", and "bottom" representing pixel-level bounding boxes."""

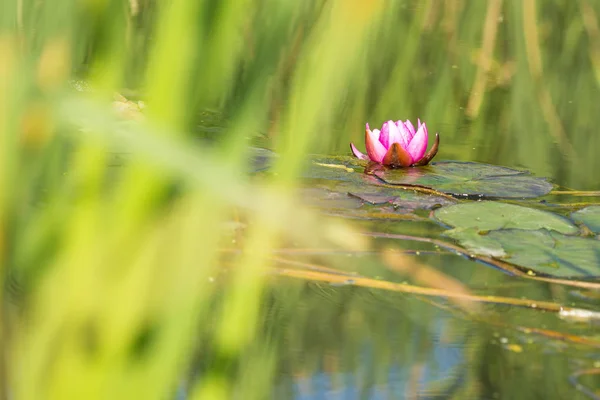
[{"left": 350, "top": 119, "right": 439, "bottom": 167}]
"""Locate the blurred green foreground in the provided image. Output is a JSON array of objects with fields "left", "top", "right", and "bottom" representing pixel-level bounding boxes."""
[{"left": 1, "top": 0, "right": 600, "bottom": 399}]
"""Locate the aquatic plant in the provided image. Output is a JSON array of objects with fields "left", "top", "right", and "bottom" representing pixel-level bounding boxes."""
[{"left": 350, "top": 119, "right": 439, "bottom": 167}]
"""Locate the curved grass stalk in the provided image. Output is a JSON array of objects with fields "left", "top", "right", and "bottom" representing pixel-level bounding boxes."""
[
  {"left": 272, "top": 256, "right": 600, "bottom": 350},
  {"left": 569, "top": 368, "right": 600, "bottom": 400},
  {"left": 274, "top": 267, "right": 592, "bottom": 315},
  {"left": 550, "top": 190, "right": 600, "bottom": 197}
]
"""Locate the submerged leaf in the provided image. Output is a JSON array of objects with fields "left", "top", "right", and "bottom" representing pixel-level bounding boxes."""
[{"left": 434, "top": 201, "right": 578, "bottom": 234}]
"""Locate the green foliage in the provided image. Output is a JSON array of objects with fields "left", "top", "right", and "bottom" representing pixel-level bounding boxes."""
[
  {"left": 447, "top": 228, "right": 600, "bottom": 277},
  {"left": 1, "top": 0, "right": 600, "bottom": 399},
  {"left": 435, "top": 201, "right": 578, "bottom": 234},
  {"left": 571, "top": 206, "right": 600, "bottom": 233},
  {"left": 371, "top": 161, "right": 554, "bottom": 198}
]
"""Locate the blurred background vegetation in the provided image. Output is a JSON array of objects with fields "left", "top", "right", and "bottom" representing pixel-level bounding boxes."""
[{"left": 1, "top": 0, "right": 600, "bottom": 399}]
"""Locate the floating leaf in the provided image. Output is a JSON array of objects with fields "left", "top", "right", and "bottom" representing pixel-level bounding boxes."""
[
  {"left": 320, "top": 179, "right": 455, "bottom": 212},
  {"left": 299, "top": 187, "right": 363, "bottom": 210},
  {"left": 298, "top": 186, "right": 425, "bottom": 224},
  {"left": 301, "top": 155, "right": 365, "bottom": 182},
  {"left": 434, "top": 201, "right": 578, "bottom": 234},
  {"left": 351, "top": 191, "right": 453, "bottom": 211},
  {"left": 296, "top": 156, "right": 456, "bottom": 213},
  {"left": 372, "top": 161, "right": 554, "bottom": 199},
  {"left": 347, "top": 193, "right": 396, "bottom": 205},
  {"left": 445, "top": 228, "right": 506, "bottom": 257},
  {"left": 571, "top": 206, "right": 600, "bottom": 234},
  {"left": 447, "top": 229, "right": 600, "bottom": 277}
]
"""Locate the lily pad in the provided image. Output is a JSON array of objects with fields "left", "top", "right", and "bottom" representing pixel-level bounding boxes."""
[
  {"left": 434, "top": 201, "right": 578, "bottom": 234},
  {"left": 349, "top": 190, "right": 454, "bottom": 211},
  {"left": 318, "top": 179, "right": 455, "bottom": 212},
  {"left": 299, "top": 187, "right": 363, "bottom": 210},
  {"left": 301, "top": 155, "right": 365, "bottom": 182},
  {"left": 445, "top": 228, "right": 506, "bottom": 257},
  {"left": 571, "top": 206, "right": 600, "bottom": 234},
  {"left": 297, "top": 156, "right": 456, "bottom": 213},
  {"left": 447, "top": 229, "right": 600, "bottom": 277},
  {"left": 372, "top": 161, "right": 554, "bottom": 199},
  {"left": 347, "top": 193, "right": 396, "bottom": 205}
]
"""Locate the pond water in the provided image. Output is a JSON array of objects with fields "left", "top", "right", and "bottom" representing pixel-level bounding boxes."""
[
  {"left": 96, "top": 99, "right": 600, "bottom": 398},
  {"left": 178, "top": 141, "right": 600, "bottom": 399},
  {"left": 175, "top": 57, "right": 600, "bottom": 396}
]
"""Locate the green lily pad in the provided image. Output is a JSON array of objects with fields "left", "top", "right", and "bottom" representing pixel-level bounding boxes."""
[
  {"left": 348, "top": 193, "right": 396, "bottom": 205},
  {"left": 296, "top": 156, "right": 456, "bottom": 213},
  {"left": 434, "top": 201, "right": 578, "bottom": 234},
  {"left": 447, "top": 229, "right": 600, "bottom": 277},
  {"left": 301, "top": 155, "right": 365, "bottom": 182},
  {"left": 299, "top": 187, "right": 364, "bottom": 210},
  {"left": 349, "top": 190, "right": 454, "bottom": 211},
  {"left": 299, "top": 187, "right": 426, "bottom": 223},
  {"left": 314, "top": 177, "right": 456, "bottom": 212},
  {"left": 445, "top": 228, "right": 507, "bottom": 257},
  {"left": 571, "top": 206, "right": 600, "bottom": 234},
  {"left": 372, "top": 161, "right": 554, "bottom": 199}
]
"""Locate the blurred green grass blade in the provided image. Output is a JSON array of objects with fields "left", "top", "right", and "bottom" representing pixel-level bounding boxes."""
[
  {"left": 143, "top": 0, "right": 203, "bottom": 127},
  {"left": 274, "top": 1, "right": 386, "bottom": 182}
]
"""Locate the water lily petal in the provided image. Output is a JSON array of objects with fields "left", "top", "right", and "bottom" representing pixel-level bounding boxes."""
[
  {"left": 350, "top": 142, "right": 369, "bottom": 160},
  {"left": 396, "top": 121, "right": 413, "bottom": 148},
  {"left": 379, "top": 122, "right": 390, "bottom": 148},
  {"left": 419, "top": 121, "right": 428, "bottom": 144},
  {"left": 384, "top": 120, "right": 408, "bottom": 149},
  {"left": 382, "top": 142, "right": 413, "bottom": 167},
  {"left": 365, "top": 124, "right": 387, "bottom": 162},
  {"left": 404, "top": 120, "right": 416, "bottom": 139},
  {"left": 416, "top": 120, "right": 428, "bottom": 141},
  {"left": 406, "top": 122, "right": 428, "bottom": 162},
  {"left": 411, "top": 133, "right": 439, "bottom": 166},
  {"left": 366, "top": 123, "right": 382, "bottom": 144}
]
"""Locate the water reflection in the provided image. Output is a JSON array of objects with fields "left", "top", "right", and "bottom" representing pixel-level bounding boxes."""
[
  {"left": 276, "top": 302, "right": 467, "bottom": 400},
  {"left": 263, "top": 275, "right": 598, "bottom": 400}
]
